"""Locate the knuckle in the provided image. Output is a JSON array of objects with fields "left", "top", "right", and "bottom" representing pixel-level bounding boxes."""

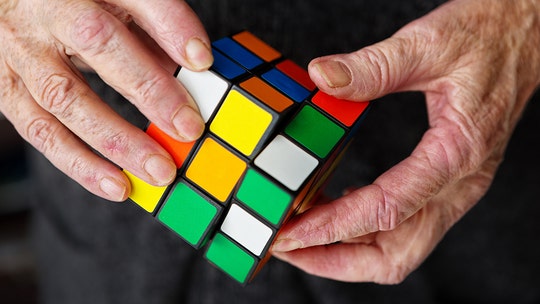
[
  {"left": 355, "top": 46, "right": 390, "bottom": 97},
  {"left": 100, "top": 130, "right": 130, "bottom": 158},
  {"left": 370, "top": 184, "right": 400, "bottom": 232},
  {"left": 376, "top": 191, "right": 399, "bottom": 231},
  {"left": 70, "top": 8, "right": 116, "bottom": 55},
  {"left": 37, "top": 73, "right": 77, "bottom": 118},
  {"left": 379, "top": 266, "right": 409, "bottom": 285},
  {"left": 0, "top": 70, "right": 20, "bottom": 102},
  {"left": 133, "top": 73, "right": 171, "bottom": 108},
  {"left": 377, "top": 201, "right": 400, "bottom": 232},
  {"left": 25, "top": 116, "right": 61, "bottom": 155},
  {"left": 66, "top": 154, "right": 95, "bottom": 185}
]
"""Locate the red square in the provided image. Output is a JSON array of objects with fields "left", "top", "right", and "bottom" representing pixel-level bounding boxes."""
[{"left": 311, "top": 91, "right": 369, "bottom": 127}]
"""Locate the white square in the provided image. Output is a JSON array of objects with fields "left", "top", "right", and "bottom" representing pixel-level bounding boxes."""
[
  {"left": 177, "top": 69, "right": 229, "bottom": 123},
  {"left": 254, "top": 135, "right": 319, "bottom": 191},
  {"left": 221, "top": 204, "right": 273, "bottom": 256}
]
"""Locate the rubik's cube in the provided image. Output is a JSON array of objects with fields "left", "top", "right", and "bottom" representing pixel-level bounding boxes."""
[{"left": 124, "top": 31, "right": 370, "bottom": 284}]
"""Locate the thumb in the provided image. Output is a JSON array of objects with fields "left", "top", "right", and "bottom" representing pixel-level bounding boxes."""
[{"left": 308, "top": 35, "right": 427, "bottom": 101}]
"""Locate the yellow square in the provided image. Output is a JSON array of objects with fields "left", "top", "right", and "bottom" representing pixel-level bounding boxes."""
[
  {"left": 210, "top": 89, "right": 273, "bottom": 156},
  {"left": 186, "top": 137, "right": 247, "bottom": 202},
  {"left": 125, "top": 170, "right": 167, "bottom": 213}
]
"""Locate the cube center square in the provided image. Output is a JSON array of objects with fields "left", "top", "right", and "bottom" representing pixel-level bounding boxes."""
[
  {"left": 126, "top": 30, "right": 371, "bottom": 285},
  {"left": 185, "top": 136, "right": 247, "bottom": 203}
]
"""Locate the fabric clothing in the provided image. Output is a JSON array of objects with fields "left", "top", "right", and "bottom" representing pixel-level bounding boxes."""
[{"left": 28, "top": 1, "right": 540, "bottom": 303}]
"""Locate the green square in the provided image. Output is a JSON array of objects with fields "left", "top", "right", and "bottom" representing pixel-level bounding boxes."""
[
  {"left": 285, "top": 105, "right": 345, "bottom": 158},
  {"left": 157, "top": 181, "right": 220, "bottom": 248},
  {"left": 236, "top": 169, "right": 292, "bottom": 226},
  {"left": 205, "top": 233, "right": 256, "bottom": 284}
]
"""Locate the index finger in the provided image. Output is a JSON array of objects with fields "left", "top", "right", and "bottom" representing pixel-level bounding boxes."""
[
  {"left": 112, "top": 0, "right": 213, "bottom": 71},
  {"left": 46, "top": 0, "right": 206, "bottom": 141}
]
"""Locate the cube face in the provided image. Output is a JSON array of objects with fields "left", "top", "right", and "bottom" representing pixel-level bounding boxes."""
[{"left": 125, "top": 31, "right": 371, "bottom": 285}]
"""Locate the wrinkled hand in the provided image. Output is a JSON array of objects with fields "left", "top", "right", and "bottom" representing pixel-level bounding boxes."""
[
  {"left": 272, "top": 0, "right": 540, "bottom": 283},
  {"left": 0, "top": 0, "right": 212, "bottom": 201}
]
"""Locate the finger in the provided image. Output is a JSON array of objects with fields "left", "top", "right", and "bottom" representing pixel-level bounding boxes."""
[
  {"left": 273, "top": 243, "right": 386, "bottom": 283},
  {"left": 273, "top": 161, "right": 498, "bottom": 283},
  {"left": 308, "top": 29, "right": 436, "bottom": 102},
  {"left": 274, "top": 202, "right": 441, "bottom": 283},
  {"left": 0, "top": 68, "right": 130, "bottom": 201},
  {"left": 46, "top": 1, "right": 204, "bottom": 142},
  {"left": 112, "top": 0, "right": 213, "bottom": 71},
  {"left": 273, "top": 220, "right": 429, "bottom": 284},
  {"left": 8, "top": 42, "right": 177, "bottom": 188},
  {"left": 272, "top": 126, "right": 470, "bottom": 251}
]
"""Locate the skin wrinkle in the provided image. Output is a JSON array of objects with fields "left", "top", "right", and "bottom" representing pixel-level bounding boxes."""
[
  {"left": 25, "top": 115, "right": 60, "bottom": 155},
  {"left": 305, "top": 204, "right": 339, "bottom": 245},
  {"left": 70, "top": 6, "right": 119, "bottom": 57},
  {"left": 37, "top": 73, "right": 77, "bottom": 119},
  {"left": 425, "top": 120, "right": 474, "bottom": 177},
  {"left": 130, "top": 68, "right": 170, "bottom": 109},
  {"left": 352, "top": 46, "right": 389, "bottom": 100},
  {"left": 101, "top": 129, "right": 130, "bottom": 158},
  {"left": 151, "top": 6, "right": 185, "bottom": 55},
  {"left": 67, "top": 153, "right": 95, "bottom": 185},
  {"left": 0, "top": 0, "right": 17, "bottom": 15},
  {"left": 374, "top": 185, "right": 400, "bottom": 232}
]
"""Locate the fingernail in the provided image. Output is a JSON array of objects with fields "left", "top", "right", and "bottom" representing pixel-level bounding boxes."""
[
  {"left": 185, "top": 38, "right": 213, "bottom": 71},
  {"left": 314, "top": 60, "right": 352, "bottom": 88},
  {"left": 100, "top": 177, "right": 127, "bottom": 201},
  {"left": 143, "top": 154, "right": 176, "bottom": 185},
  {"left": 173, "top": 106, "right": 205, "bottom": 141},
  {"left": 272, "top": 238, "right": 303, "bottom": 252}
]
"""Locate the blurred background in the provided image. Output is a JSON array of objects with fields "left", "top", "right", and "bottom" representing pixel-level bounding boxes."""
[{"left": 0, "top": 114, "right": 37, "bottom": 304}]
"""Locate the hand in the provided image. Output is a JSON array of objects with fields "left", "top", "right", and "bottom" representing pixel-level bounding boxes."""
[
  {"left": 0, "top": 0, "right": 212, "bottom": 201},
  {"left": 272, "top": 0, "right": 540, "bottom": 283}
]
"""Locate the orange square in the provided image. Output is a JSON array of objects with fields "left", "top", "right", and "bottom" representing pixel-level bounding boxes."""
[
  {"left": 146, "top": 123, "right": 195, "bottom": 168},
  {"left": 232, "top": 31, "right": 281, "bottom": 62},
  {"left": 185, "top": 137, "right": 247, "bottom": 202}
]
